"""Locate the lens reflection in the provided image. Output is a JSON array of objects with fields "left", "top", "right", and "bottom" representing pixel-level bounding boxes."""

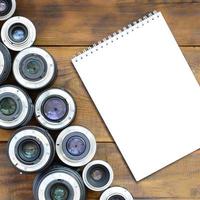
[
  {"left": 0, "top": 97, "right": 16, "bottom": 115},
  {"left": 50, "top": 183, "right": 68, "bottom": 200}
]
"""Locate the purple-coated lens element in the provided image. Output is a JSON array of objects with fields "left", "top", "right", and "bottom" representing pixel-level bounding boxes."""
[
  {"left": 66, "top": 136, "right": 86, "bottom": 156},
  {"left": 43, "top": 97, "right": 68, "bottom": 121}
]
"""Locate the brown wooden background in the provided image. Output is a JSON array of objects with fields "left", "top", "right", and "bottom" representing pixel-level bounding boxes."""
[{"left": 1, "top": 0, "right": 200, "bottom": 199}]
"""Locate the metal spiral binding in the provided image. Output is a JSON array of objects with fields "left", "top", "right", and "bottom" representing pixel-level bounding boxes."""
[{"left": 73, "top": 10, "right": 158, "bottom": 61}]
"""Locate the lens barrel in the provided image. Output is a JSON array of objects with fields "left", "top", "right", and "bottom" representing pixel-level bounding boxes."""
[
  {"left": 0, "top": 0, "right": 16, "bottom": 21},
  {"left": 13, "top": 47, "right": 57, "bottom": 89},
  {"left": 1, "top": 16, "right": 36, "bottom": 51},
  {"left": 35, "top": 88, "right": 76, "bottom": 130},
  {"left": 82, "top": 160, "right": 114, "bottom": 192},
  {"left": 56, "top": 126, "right": 96, "bottom": 167},
  {"left": 8, "top": 126, "right": 55, "bottom": 173},
  {"left": 33, "top": 165, "right": 86, "bottom": 200},
  {"left": 0, "top": 85, "right": 34, "bottom": 129},
  {"left": 0, "top": 42, "right": 11, "bottom": 83},
  {"left": 100, "top": 187, "right": 134, "bottom": 200}
]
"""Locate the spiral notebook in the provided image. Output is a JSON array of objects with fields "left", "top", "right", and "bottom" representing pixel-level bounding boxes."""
[{"left": 72, "top": 11, "right": 200, "bottom": 181}]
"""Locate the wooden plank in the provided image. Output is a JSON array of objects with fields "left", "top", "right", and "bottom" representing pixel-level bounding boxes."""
[
  {"left": 1, "top": 142, "right": 200, "bottom": 199},
  {"left": 1, "top": 46, "right": 200, "bottom": 142},
  {"left": 0, "top": 1, "right": 199, "bottom": 46}
]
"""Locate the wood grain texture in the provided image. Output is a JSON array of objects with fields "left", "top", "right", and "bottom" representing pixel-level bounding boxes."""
[
  {"left": 1, "top": 1, "right": 198, "bottom": 46},
  {"left": 0, "top": 46, "right": 200, "bottom": 143},
  {"left": 2, "top": 142, "right": 200, "bottom": 199}
]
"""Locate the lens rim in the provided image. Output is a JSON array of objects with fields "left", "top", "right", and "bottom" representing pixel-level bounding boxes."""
[
  {"left": 33, "top": 166, "right": 86, "bottom": 200},
  {"left": 0, "top": 42, "right": 11, "bottom": 83},
  {"left": 35, "top": 89, "right": 76, "bottom": 130},
  {"left": 0, "top": 0, "right": 16, "bottom": 21},
  {"left": 8, "top": 126, "right": 55, "bottom": 173},
  {"left": 100, "top": 187, "right": 134, "bottom": 200},
  {"left": 82, "top": 160, "right": 114, "bottom": 192},
  {"left": 13, "top": 47, "right": 57, "bottom": 89},
  {"left": 1, "top": 16, "right": 36, "bottom": 51},
  {"left": 56, "top": 126, "right": 96, "bottom": 167},
  {"left": 0, "top": 85, "right": 34, "bottom": 129}
]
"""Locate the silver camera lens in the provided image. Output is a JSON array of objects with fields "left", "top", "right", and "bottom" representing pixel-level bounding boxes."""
[
  {"left": 100, "top": 187, "right": 134, "bottom": 200},
  {"left": 82, "top": 160, "right": 114, "bottom": 192},
  {"left": 56, "top": 126, "right": 96, "bottom": 167},
  {"left": 13, "top": 47, "right": 57, "bottom": 89},
  {"left": 8, "top": 126, "right": 55, "bottom": 173},
  {"left": 0, "top": 42, "right": 11, "bottom": 83},
  {"left": 0, "top": 85, "right": 34, "bottom": 129},
  {"left": 1, "top": 16, "right": 36, "bottom": 51},
  {"left": 33, "top": 165, "right": 86, "bottom": 200},
  {"left": 35, "top": 88, "right": 76, "bottom": 130},
  {"left": 0, "top": 0, "right": 16, "bottom": 21}
]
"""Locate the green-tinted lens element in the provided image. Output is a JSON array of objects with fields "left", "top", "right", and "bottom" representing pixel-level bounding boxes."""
[
  {"left": 22, "top": 141, "right": 39, "bottom": 159},
  {"left": 50, "top": 183, "right": 69, "bottom": 200},
  {"left": 0, "top": 97, "right": 17, "bottom": 115},
  {"left": 26, "top": 60, "right": 40, "bottom": 75}
]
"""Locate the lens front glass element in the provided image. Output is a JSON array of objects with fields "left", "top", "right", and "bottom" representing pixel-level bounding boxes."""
[
  {"left": 50, "top": 183, "right": 69, "bottom": 200},
  {"left": 43, "top": 97, "right": 68, "bottom": 121},
  {"left": 0, "top": 0, "right": 7, "bottom": 12},
  {"left": 66, "top": 136, "right": 86, "bottom": 156},
  {"left": 18, "top": 140, "right": 41, "bottom": 162},
  {"left": 9, "top": 23, "right": 28, "bottom": 43},
  {"left": 109, "top": 196, "right": 126, "bottom": 200},
  {"left": 0, "top": 97, "right": 16, "bottom": 115}
]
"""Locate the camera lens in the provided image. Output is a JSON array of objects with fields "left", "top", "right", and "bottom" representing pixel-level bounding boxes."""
[
  {"left": 33, "top": 165, "right": 86, "bottom": 200},
  {"left": 1, "top": 16, "right": 36, "bottom": 51},
  {"left": 8, "top": 126, "right": 55, "bottom": 173},
  {"left": 82, "top": 160, "right": 114, "bottom": 191},
  {"left": 35, "top": 88, "right": 76, "bottom": 130},
  {"left": 56, "top": 126, "right": 96, "bottom": 167},
  {"left": 100, "top": 187, "right": 134, "bottom": 200},
  {"left": 0, "top": 0, "right": 16, "bottom": 21},
  {"left": 13, "top": 47, "right": 57, "bottom": 89},
  {"left": 0, "top": 42, "right": 11, "bottom": 83},
  {"left": 0, "top": 85, "right": 34, "bottom": 129}
]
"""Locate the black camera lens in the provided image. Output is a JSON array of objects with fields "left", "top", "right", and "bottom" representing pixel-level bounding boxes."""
[
  {"left": 33, "top": 165, "right": 86, "bottom": 200},
  {"left": 82, "top": 160, "right": 114, "bottom": 191},
  {"left": 35, "top": 88, "right": 76, "bottom": 130},
  {"left": 0, "top": 0, "right": 16, "bottom": 21},
  {"left": 8, "top": 126, "right": 55, "bottom": 173},
  {"left": 100, "top": 187, "right": 134, "bottom": 200},
  {"left": 0, "top": 42, "right": 11, "bottom": 83},
  {"left": 13, "top": 47, "right": 57, "bottom": 89},
  {"left": 0, "top": 85, "right": 34, "bottom": 129},
  {"left": 1, "top": 16, "right": 36, "bottom": 51},
  {"left": 56, "top": 126, "right": 96, "bottom": 167}
]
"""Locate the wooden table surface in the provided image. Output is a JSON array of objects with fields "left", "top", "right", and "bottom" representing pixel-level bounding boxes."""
[{"left": 1, "top": 0, "right": 200, "bottom": 199}]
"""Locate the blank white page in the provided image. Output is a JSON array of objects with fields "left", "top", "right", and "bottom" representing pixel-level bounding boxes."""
[{"left": 72, "top": 11, "right": 200, "bottom": 181}]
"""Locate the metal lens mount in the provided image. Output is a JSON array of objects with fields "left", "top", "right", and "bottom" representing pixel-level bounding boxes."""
[
  {"left": 13, "top": 47, "right": 57, "bottom": 89},
  {"left": 82, "top": 160, "right": 114, "bottom": 192},
  {"left": 56, "top": 126, "right": 96, "bottom": 167},
  {"left": 0, "top": 42, "right": 11, "bottom": 83},
  {"left": 8, "top": 126, "right": 55, "bottom": 173},
  {"left": 35, "top": 88, "right": 76, "bottom": 130},
  {"left": 33, "top": 165, "right": 86, "bottom": 200},
  {"left": 0, "top": 85, "right": 34, "bottom": 129},
  {"left": 100, "top": 187, "right": 134, "bottom": 200},
  {"left": 0, "top": 0, "right": 16, "bottom": 21},
  {"left": 1, "top": 16, "right": 36, "bottom": 51}
]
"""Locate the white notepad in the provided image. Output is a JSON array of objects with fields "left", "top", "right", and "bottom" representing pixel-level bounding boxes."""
[{"left": 72, "top": 11, "right": 200, "bottom": 181}]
